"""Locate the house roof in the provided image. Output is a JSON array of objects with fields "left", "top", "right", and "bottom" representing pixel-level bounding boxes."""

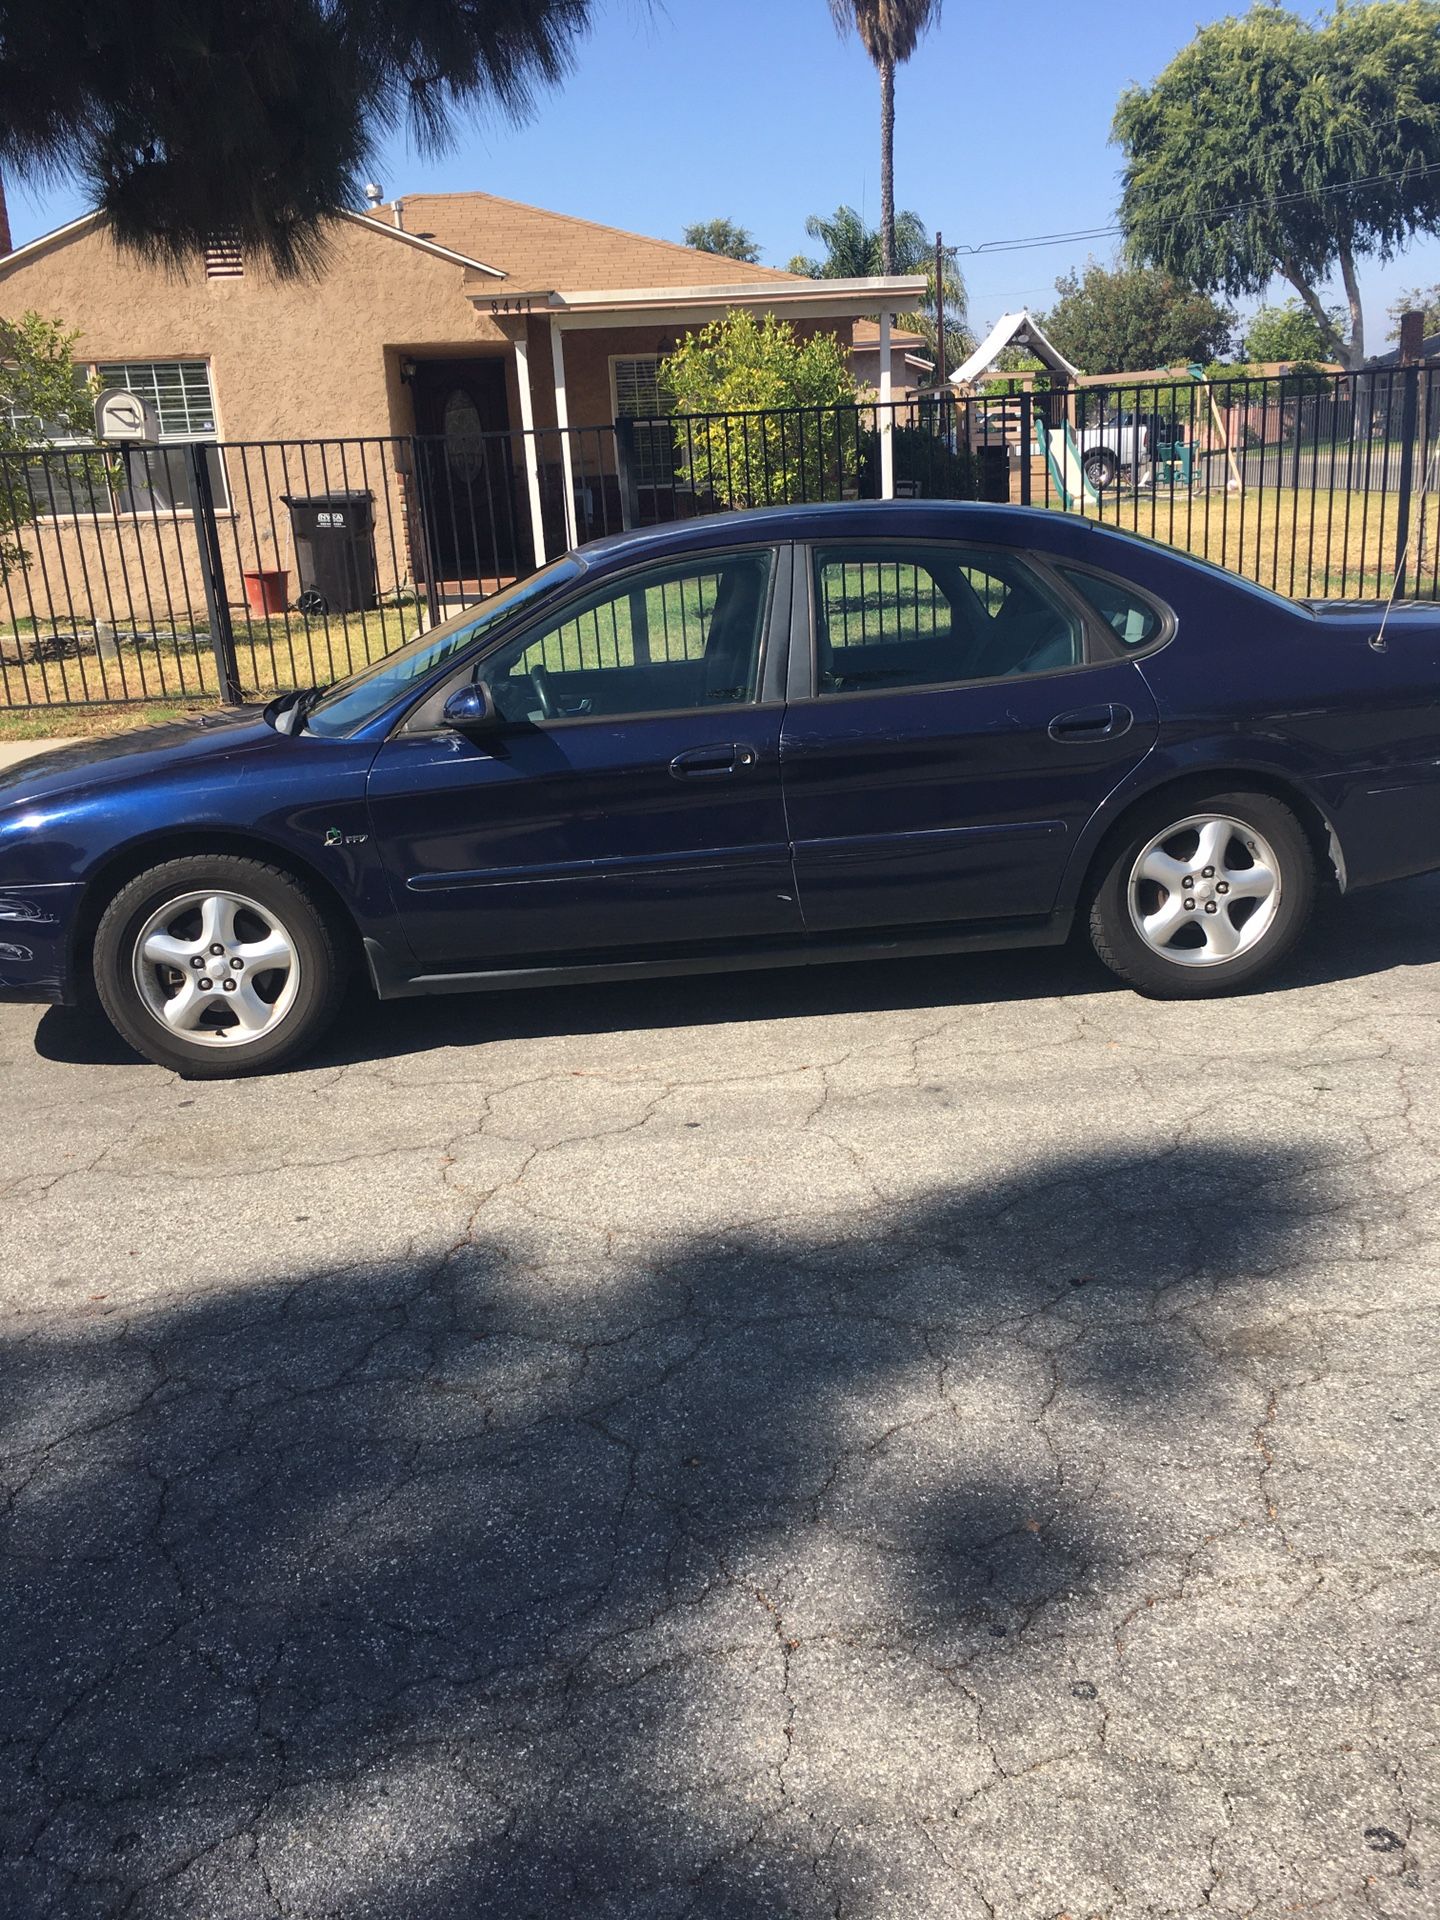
[
  {"left": 1363, "top": 331, "right": 1440, "bottom": 369},
  {"left": 466, "top": 274, "right": 929, "bottom": 331},
  {"left": 951, "top": 309, "right": 1080, "bottom": 385},
  {"left": 852, "top": 318, "right": 927, "bottom": 349},
  {"left": 379, "top": 191, "right": 802, "bottom": 294},
  {"left": 0, "top": 205, "right": 505, "bottom": 278}
]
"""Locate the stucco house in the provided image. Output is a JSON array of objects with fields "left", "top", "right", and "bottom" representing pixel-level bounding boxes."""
[{"left": 0, "top": 193, "right": 924, "bottom": 604}]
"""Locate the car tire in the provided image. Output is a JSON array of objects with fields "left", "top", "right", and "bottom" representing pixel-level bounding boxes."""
[
  {"left": 93, "top": 855, "right": 348, "bottom": 1077},
  {"left": 1083, "top": 450, "right": 1118, "bottom": 491},
  {"left": 1088, "top": 789, "right": 1316, "bottom": 998}
]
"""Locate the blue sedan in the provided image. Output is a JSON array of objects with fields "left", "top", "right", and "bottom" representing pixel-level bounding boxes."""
[{"left": 3, "top": 502, "right": 1439, "bottom": 1077}]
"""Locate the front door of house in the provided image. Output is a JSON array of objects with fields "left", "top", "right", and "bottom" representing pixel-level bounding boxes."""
[{"left": 410, "top": 358, "right": 520, "bottom": 586}]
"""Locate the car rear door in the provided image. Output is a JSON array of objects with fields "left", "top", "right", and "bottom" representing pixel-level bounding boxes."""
[
  {"left": 779, "top": 539, "right": 1161, "bottom": 933},
  {"left": 367, "top": 543, "right": 802, "bottom": 969}
]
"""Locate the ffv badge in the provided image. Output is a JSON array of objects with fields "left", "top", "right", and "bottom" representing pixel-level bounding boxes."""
[{"left": 323, "top": 827, "right": 368, "bottom": 848}]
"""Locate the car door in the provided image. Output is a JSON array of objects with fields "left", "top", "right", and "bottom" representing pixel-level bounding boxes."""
[
  {"left": 367, "top": 542, "right": 801, "bottom": 969},
  {"left": 780, "top": 539, "right": 1161, "bottom": 933}
]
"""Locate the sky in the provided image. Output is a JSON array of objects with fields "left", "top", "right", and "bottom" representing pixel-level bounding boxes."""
[{"left": 9, "top": 0, "right": 1440, "bottom": 354}]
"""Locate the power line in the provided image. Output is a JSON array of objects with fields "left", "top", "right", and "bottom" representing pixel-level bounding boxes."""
[{"left": 947, "top": 159, "right": 1440, "bottom": 260}]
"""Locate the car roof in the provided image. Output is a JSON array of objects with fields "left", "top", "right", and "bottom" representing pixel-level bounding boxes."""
[{"left": 573, "top": 500, "right": 1094, "bottom": 573}]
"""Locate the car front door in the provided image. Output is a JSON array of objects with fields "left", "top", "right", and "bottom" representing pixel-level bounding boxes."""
[
  {"left": 780, "top": 540, "right": 1161, "bottom": 933},
  {"left": 367, "top": 543, "right": 801, "bottom": 969}
]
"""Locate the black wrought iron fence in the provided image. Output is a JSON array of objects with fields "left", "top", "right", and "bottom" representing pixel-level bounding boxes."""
[
  {"left": 3, "top": 372, "right": 1439, "bottom": 712},
  {"left": 966, "top": 362, "right": 1440, "bottom": 601},
  {"left": 0, "top": 424, "right": 621, "bottom": 711}
]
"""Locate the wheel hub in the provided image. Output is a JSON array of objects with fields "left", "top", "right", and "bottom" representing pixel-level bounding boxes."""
[
  {"left": 131, "top": 889, "right": 300, "bottom": 1047},
  {"left": 1126, "top": 814, "right": 1281, "bottom": 968}
]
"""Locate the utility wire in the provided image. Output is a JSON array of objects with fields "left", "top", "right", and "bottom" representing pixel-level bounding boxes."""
[{"left": 945, "top": 159, "right": 1440, "bottom": 260}]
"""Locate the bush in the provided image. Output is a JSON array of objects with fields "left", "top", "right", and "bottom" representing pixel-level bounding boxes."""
[{"left": 657, "top": 311, "right": 860, "bottom": 508}]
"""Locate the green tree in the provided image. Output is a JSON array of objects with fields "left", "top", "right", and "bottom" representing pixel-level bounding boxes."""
[
  {"left": 1113, "top": 1, "right": 1440, "bottom": 368},
  {"left": 682, "top": 218, "right": 762, "bottom": 263},
  {"left": 1040, "top": 263, "right": 1235, "bottom": 374},
  {"left": 657, "top": 310, "right": 858, "bottom": 507},
  {"left": 0, "top": 313, "right": 96, "bottom": 575},
  {"left": 827, "top": 1, "right": 942, "bottom": 274},
  {"left": 1387, "top": 282, "right": 1440, "bottom": 337},
  {"left": 789, "top": 204, "right": 969, "bottom": 376},
  {"left": 0, "top": 0, "right": 592, "bottom": 273},
  {"left": 1242, "top": 298, "right": 1345, "bottom": 363}
]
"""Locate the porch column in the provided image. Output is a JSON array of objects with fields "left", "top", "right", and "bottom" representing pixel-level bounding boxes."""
[
  {"left": 878, "top": 309, "right": 895, "bottom": 499},
  {"left": 549, "top": 318, "right": 581, "bottom": 550},
  {"left": 512, "top": 323, "right": 550, "bottom": 572}
]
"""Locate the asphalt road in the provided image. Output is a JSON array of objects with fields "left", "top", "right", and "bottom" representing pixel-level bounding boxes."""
[{"left": 2, "top": 881, "right": 1438, "bottom": 1919}]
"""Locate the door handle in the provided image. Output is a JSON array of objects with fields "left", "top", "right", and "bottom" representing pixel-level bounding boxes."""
[
  {"left": 1047, "top": 703, "right": 1133, "bottom": 742},
  {"left": 669, "top": 743, "right": 758, "bottom": 779}
]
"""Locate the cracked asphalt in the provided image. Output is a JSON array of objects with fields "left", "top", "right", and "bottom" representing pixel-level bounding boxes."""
[{"left": 2, "top": 879, "right": 1439, "bottom": 1919}]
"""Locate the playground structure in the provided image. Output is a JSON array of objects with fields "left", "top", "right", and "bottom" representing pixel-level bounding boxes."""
[{"left": 948, "top": 311, "right": 1244, "bottom": 509}]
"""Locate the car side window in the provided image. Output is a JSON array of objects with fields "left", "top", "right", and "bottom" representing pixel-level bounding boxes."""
[
  {"left": 483, "top": 549, "right": 774, "bottom": 724},
  {"left": 1055, "top": 566, "right": 1166, "bottom": 648},
  {"left": 812, "top": 544, "right": 1084, "bottom": 695}
]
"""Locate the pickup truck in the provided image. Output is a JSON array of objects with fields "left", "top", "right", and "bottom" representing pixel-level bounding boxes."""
[{"left": 1075, "top": 415, "right": 1149, "bottom": 490}]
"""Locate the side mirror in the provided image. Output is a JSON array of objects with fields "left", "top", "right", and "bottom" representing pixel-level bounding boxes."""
[{"left": 442, "top": 681, "right": 500, "bottom": 735}]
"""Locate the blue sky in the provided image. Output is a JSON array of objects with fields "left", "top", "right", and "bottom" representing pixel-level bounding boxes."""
[{"left": 10, "top": 0, "right": 1440, "bottom": 351}]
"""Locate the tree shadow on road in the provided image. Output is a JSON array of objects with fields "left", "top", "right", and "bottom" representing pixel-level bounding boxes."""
[{"left": 0, "top": 1140, "right": 1343, "bottom": 1918}]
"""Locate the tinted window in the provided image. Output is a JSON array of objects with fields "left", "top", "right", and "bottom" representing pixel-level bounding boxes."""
[
  {"left": 306, "top": 556, "right": 583, "bottom": 736},
  {"left": 1056, "top": 566, "right": 1165, "bottom": 648},
  {"left": 484, "top": 550, "right": 773, "bottom": 724},
  {"left": 812, "top": 545, "right": 1083, "bottom": 694}
]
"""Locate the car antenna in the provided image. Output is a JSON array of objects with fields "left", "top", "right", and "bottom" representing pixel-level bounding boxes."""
[{"left": 1372, "top": 419, "right": 1440, "bottom": 653}]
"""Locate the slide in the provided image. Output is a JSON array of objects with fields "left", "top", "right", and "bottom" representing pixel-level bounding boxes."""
[{"left": 1034, "top": 417, "right": 1100, "bottom": 511}]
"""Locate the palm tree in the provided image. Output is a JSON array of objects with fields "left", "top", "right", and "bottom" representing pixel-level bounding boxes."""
[
  {"left": 789, "top": 204, "right": 969, "bottom": 378},
  {"left": 827, "top": 1, "right": 942, "bottom": 275}
]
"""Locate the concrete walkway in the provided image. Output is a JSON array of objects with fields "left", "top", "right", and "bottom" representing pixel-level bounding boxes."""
[{"left": 0, "top": 738, "right": 81, "bottom": 770}]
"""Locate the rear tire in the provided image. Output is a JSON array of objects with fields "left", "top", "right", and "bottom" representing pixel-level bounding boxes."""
[
  {"left": 93, "top": 855, "right": 348, "bottom": 1076},
  {"left": 1083, "top": 449, "right": 1119, "bottom": 491},
  {"left": 1088, "top": 789, "right": 1316, "bottom": 998}
]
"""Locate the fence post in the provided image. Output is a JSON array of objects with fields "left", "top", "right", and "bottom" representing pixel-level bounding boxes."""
[
  {"left": 187, "top": 443, "right": 241, "bottom": 704},
  {"left": 406, "top": 437, "right": 441, "bottom": 630},
  {"left": 878, "top": 311, "right": 895, "bottom": 499},
  {"left": 1018, "top": 392, "right": 1032, "bottom": 506},
  {"left": 1393, "top": 365, "right": 1420, "bottom": 598},
  {"left": 614, "top": 417, "right": 639, "bottom": 532}
]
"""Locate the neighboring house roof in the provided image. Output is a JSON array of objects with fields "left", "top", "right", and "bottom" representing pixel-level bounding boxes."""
[
  {"left": 852, "top": 318, "right": 927, "bottom": 349},
  {"left": 0, "top": 205, "right": 505, "bottom": 278},
  {"left": 379, "top": 191, "right": 802, "bottom": 294},
  {"left": 951, "top": 309, "right": 1081, "bottom": 385},
  {"left": 1363, "top": 331, "right": 1440, "bottom": 369}
]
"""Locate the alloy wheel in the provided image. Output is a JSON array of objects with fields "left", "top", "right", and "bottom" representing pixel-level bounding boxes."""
[
  {"left": 131, "top": 889, "right": 300, "bottom": 1046},
  {"left": 1126, "top": 813, "right": 1281, "bottom": 967}
]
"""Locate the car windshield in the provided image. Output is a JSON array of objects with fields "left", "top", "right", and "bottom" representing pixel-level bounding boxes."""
[{"left": 302, "top": 557, "right": 585, "bottom": 737}]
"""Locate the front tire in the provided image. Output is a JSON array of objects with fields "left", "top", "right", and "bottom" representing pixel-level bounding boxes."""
[
  {"left": 1088, "top": 790, "right": 1316, "bottom": 997},
  {"left": 93, "top": 855, "right": 348, "bottom": 1076}
]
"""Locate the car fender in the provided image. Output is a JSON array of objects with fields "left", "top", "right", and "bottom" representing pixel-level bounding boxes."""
[{"left": 1053, "top": 735, "right": 1346, "bottom": 912}]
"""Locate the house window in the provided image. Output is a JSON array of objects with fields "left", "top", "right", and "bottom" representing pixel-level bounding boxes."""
[
  {"left": 8, "top": 358, "right": 228, "bottom": 517},
  {"left": 93, "top": 361, "right": 227, "bottom": 513},
  {"left": 610, "top": 353, "right": 676, "bottom": 490}
]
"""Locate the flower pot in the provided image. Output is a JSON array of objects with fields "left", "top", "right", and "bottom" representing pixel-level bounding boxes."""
[{"left": 242, "top": 568, "right": 289, "bottom": 615}]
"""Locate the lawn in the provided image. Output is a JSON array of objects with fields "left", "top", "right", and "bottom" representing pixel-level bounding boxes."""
[
  {"left": 1079, "top": 482, "right": 1440, "bottom": 600},
  {"left": 0, "top": 606, "right": 425, "bottom": 716}
]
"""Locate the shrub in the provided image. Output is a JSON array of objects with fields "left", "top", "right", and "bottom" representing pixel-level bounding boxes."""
[{"left": 657, "top": 311, "right": 860, "bottom": 508}]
